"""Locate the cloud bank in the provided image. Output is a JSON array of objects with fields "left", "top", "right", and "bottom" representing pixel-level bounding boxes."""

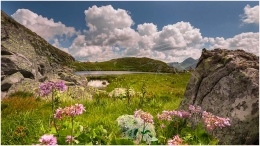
[
  {"left": 12, "top": 5, "right": 259, "bottom": 63},
  {"left": 12, "top": 9, "right": 78, "bottom": 41}
]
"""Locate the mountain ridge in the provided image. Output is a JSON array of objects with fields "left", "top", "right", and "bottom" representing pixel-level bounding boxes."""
[{"left": 167, "top": 57, "right": 198, "bottom": 71}]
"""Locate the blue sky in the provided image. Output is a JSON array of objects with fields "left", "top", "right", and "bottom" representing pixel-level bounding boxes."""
[{"left": 1, "top": 1, "right": 259, "bottom": 62}]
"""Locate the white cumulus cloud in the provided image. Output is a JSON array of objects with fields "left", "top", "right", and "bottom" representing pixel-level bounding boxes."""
[
  {"left": 207, "top": 32, "right": 259, "bottom": 55},
  {"left": 137, "top": 23, "right": 158, "bottom": 36},
  {"left": 11, "top": 9, "right": 78, "bottom": 41},
  {"left": 152, "top": 21, "right": 203, "bottom": 51},
  {"left": 240, "top": 5, "right": 259, "bottom": 25}
]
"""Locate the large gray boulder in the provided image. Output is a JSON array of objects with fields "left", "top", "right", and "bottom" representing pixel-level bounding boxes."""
[
  {"left": 1, "top": 72, "right": 24, "bottom": 91},
  {"left": 1, "top": 53, "right": 34, "bottom": 78},
  {"left": 7, "top": 78, "right": 39, "bottom": 94},
  {"left": 179, "top": 48, "right": 259, "bottom": 144}
]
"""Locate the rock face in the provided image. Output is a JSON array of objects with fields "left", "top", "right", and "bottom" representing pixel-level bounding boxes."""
[
  {"left": 179, "top": 48, "right": 259, "bottom": 144},
  {"left": 1, "top": 10, "right": 87, "bottom": 98}
]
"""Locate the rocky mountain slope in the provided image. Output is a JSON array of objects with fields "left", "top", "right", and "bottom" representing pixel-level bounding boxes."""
[
  {"left": 1, "top": 10, "right": 87, "bottom": 98},
  {"left": 168, "top": 57, "right": 198, "bottom": 71}
]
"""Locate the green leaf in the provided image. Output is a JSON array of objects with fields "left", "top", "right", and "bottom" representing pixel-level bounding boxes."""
[
  {"left": 141, "top": 130, "right": 151, "bottom": 135},
  {"left": 49, "top": 127, "right": 57, "bottom": 134},
  {"left": 209, "top": 138, "right": 219, "bottom": 145},
  {"left": 57, "top": 136, "right": 67, "bottom": 145},
  {"left": 59, "top": 129, "right": 71, "bottom": 136},
  {"left": 77, "top": 133, "right": 91, "bottom": 144},
  {"left": 150, "top": 136, "right": 158, "bottom": 142}
]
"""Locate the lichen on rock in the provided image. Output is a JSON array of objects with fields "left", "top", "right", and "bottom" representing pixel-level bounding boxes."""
[{"left": 179, "top": 48, "right": 259, "bottom": 144}]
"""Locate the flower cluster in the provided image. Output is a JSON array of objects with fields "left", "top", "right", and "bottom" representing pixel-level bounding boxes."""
[
  {"left": 108, "top": 88, "right": 137, "bottom": 98},
  {"left": 54, "top": 104, "right": 86, "bottom": 120},
  {"left": 134, "top": 109, "right": 154, "bottom": 124},
  {"left": 167, "top": 135, "right": 187, "bottom": 145},
  {"left": 66, "top": 135, "right": 75, "bottom": 143},
  {"left": 39, "top": 80, "right": 67, "bottom": 96},
  {"left": 202, "top": 111, "right": 231, "bottom": 131},
  {"left": 189, "top": 105, "right": 202, "bottom": 114},
  {"left": 157, "top": 110, "right": 191, "bottom": 121},
  {"left": 38, "top": 134, "right": 57, "bottom": 145}
]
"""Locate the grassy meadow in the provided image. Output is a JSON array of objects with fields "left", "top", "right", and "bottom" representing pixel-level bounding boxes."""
[{"left": 2, "top": 73, "right": 219, "bottom": 145}]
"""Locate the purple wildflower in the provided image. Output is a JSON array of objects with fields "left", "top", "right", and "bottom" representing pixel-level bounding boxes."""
[
  {"left": 39, "top": 134, "right": 57, "bottom": 145},
  {"left": 38, "top": 80, "right": 67, "bottom": 97},
  {"left": 66, "top": 135, "right": 75, "bottom": 143},
  {"left": 39, "top": 82, "right": 54, "bottom": 96},
  {"left": 54, "top": 80, "right": 67, "bottom": 91}
]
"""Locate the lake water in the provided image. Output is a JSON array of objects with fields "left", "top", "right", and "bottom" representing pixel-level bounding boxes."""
[{"left": 74, "top": 71, "right": 161, "bottom": 76}]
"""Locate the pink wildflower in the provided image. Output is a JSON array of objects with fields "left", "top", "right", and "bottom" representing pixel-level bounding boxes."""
[
  {"left": 74, "top": 104, "right": 86, "bottom": 115},
  {"left": 202, "top": 111, "right": 231, "bottom": 131},
  {"left": 54, "top": 104, "right": 86, "bottom": 119},
  {"left": 168, "top": 135, "right": 187, "bottom": 145},
  {"left": 157, "top": 110, "right": 172, "bottom": 121},
  {"left": 189, "top": 105, "right": 202, "bottom": 114},
  {"left": 39, "top": 134, "right": 57, "bottom": 145},
  {"left": 66, "top": 135, "right": 75, "bottom": 143},
  {"left": 54, "top": 107, "right": 64, "bottom": 120},
  {"left": 134, "top": 109, "right": 154, "bottom": 124},
  {"left": 160, "top": 124, "right": 166, "bottom": 129}
]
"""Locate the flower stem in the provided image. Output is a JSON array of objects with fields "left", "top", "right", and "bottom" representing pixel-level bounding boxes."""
[
  {"left": 141, "top": 121, "right": 146, "bottom": 142},
  {"left": 71, "top": 116, "right": 74, "bottom": 145},
  {"left": 52, "top": 90, "right": 59, "bottom": 136}
]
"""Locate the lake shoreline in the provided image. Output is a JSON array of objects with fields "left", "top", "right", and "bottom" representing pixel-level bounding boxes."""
[{"left": 74, "top": 71, "right": 172, "bottom": 76}]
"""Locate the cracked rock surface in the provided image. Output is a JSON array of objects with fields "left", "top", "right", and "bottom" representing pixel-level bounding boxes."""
[{"left": 179, "top": 48, "right": 259, "bottom": 144}]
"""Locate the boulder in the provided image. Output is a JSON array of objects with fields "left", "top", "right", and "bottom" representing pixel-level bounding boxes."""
[
  {"left": 1, "top": 53, "right": 34, "bottom": 78},
  {"left": 179, "top": 48, "right": 259, "bottom": 144},
  {"left": 58, "top": 72, "right": 88, "bottom": 86},
  {"left": 7, "top": 78, "right": 41, "bottom": 97},
  {"left": 1, "top": 72, "right": 24, "bottom": 91},
  {"left": 116, "top": 115, "right": 156, "bottom": 144}
]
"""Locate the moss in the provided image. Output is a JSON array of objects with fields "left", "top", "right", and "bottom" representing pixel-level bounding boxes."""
[{"left": 203, "top": 58, "right": 212, "bottom": 69}]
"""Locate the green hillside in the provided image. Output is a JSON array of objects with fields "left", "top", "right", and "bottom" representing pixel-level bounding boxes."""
[{"left": 70, "top": 57, "right": 177, "bottom": 73}]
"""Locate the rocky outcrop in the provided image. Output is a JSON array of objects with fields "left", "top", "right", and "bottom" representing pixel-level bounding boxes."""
[
  {"left": 1, "top": 72, "right": 24, "bottom": 91},
  {"left": 1, "top": 10, "right": 87, "bottom": 98},
  {"left": 178, "top": 48, "right": 259, "bottom": 144}
]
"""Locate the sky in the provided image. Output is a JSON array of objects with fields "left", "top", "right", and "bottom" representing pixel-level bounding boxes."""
[{"left": 1, "top": 1, "right": 259, "bottom": 63}]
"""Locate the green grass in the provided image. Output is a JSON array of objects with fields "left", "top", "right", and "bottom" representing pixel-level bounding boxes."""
[{"left": 1, "top": 73, "right": 191, "bottom": 145}]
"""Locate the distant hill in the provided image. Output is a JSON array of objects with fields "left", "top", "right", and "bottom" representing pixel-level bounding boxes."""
[
  {"left": 71, "top": 57, "right": 177, "bottom": 73},
  {"left": 167, "top": 57, "right": 198, "bottom": 71}
]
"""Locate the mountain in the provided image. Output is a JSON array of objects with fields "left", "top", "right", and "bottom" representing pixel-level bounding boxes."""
[
  {"left": 71, "top": 57, "right": 177, "bottom": 73},
  {"left": 1, "top": 10, "right": 87, "bottom": 98},
  {"left": 167, "top": 57, "right": 198, "bottom": 71}
]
